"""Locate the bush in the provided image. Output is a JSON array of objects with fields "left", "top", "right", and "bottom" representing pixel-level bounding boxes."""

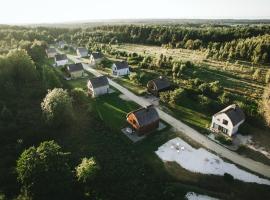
[
  {"left": 215, "top": 134, "right": 232, "bottom": 145},
  {"left": 70, "top": 88, "right": 88, "bottom": 105},
  {"left": 76, "top": 157, "right": 100, "bottom": 183},
  {"left": 41, "top": 88, "right": 74, "bottom": 127}
]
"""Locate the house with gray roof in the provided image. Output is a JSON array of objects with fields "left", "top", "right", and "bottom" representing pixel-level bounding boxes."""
[
  {"left": 90, "top": 52, "right": 104, "bottom": 65},
  {"left": 210, "top": 104, "right": 245, "bottom": 137},
  {"left": 112, "top": 61, "right": 130, "bottom": 76},
  {"left": 57, "top": 41, "right": 67, "bottom": 49},
  {"left": 55, "top": 54, "right": 68, "bottom": 66},
  {"left": 76, "top": 47, "right": 88, "bottom": 58},
  {"left": 87, "top": 76, "right": 109, "bottom": 97},
  {"left": 67, "top": 63, "right": 84, "bottom": 79},
  {"left": 126, "top": 105, "right": 159, "bottom": 136},
  {"left": 46, "top": 47, "right": 57, "bottom": 58},
  {"left": 147, "top": 76, "right": 171, "bottom": 96}
]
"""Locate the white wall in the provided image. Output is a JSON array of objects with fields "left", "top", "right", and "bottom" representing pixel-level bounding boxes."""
[{"left": 56, "top": 59, "right": 68, "bottom": 66}]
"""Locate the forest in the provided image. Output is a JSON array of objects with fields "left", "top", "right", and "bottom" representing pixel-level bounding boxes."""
[{"left": 0, "top": 24, "right": 270, "bottom": 200}]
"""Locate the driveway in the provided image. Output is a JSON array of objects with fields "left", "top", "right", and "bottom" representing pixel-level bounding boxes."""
[{"left": 64, "top": 52, "right": 270, "bottom": 179}]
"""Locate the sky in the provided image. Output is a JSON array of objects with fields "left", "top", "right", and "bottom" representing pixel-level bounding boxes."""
[{"left": 0, "top": 0, "right": 270, "bottom": 24}]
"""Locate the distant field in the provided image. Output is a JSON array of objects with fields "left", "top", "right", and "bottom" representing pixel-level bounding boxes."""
[{"left": 113, "top": 44, "right": 266, "bottom": 100}]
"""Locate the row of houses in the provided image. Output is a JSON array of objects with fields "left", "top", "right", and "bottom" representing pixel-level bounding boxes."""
[{"left": 47, "top": 45, "right": 245, "bottom": 138}]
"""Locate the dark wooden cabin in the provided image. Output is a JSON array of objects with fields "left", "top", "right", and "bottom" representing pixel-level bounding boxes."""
[
  {"left": 126, "top": 105, "right": 159, "bottom": 136},
  {"left": 147, "top": 76, "right": 171, "bottom": 96}
]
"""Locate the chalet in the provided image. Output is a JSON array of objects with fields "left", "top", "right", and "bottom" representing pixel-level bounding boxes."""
[
  {"left": 46, "top": 47, "right": 57, "bottom": 58},
  {"left": 57, "top": 41, "right": 67, "bottom": 49},
  {"left": 87, "top": 76, "right": 109, "bottom": 97},
  {"left": 210, "top": 104, "right": 245, "bottom": 137},
  {"left": 90, "top": 52, "right": 103, "bottom": 65},
  {"left": 147, "top": 76, "right": 171, "bottom": 96},
  {"left": 55, "top": 54, "right": 68, "bottom": 66},
  {"left": 66, "top": 63, "right": 84, "bottom": 79},
  {"left": 76, "top": 47, "right": 88, "bottom": 58},
  {"left": 112, "top": 61, "right": 130, "bottom": 76},
  {"left": 126, "top": 105, "right": 159, "bottom": 136}
]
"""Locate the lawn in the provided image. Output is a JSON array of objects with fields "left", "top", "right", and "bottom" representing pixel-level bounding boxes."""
[{"left": 92, "top": 92, "right": 139, "bottom": 130}]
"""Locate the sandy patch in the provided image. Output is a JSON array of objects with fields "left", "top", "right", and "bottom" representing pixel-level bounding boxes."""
[{"left": 155, "top": 137, "right": 270, "bottom": 185}]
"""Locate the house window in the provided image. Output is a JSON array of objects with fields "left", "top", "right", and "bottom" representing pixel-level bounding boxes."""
[{"left": 223, "top": 119, "right": 228, "bottom": 125}]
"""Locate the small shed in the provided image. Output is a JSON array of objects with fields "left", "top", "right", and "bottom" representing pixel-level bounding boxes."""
[
  {"left": 210, "top": 104, "right": 245, "bottom": 137},
  {"left": 90, "top": 52, "right": 103, "bottom": 65},
  {"left": 147, "top": 76, "right": 171, "bottom": 96},
  {"left": 126, "top": 105, "right": 159, "bottom": 136},
  {"left": 46, "top": 48, "right": 57, "bottom": 58},
  {"left": 87, "top": 76, "right": 109, "bottom": 97},
  {"left": 67, "top": 63, "right": 84, "bottom": 79},
  {"left": 112, "top": 61, "right": 130, "bottom": 76},
  {"left": 55, "top": 54, "right": 68, "bottom": 66},
  {"left": 76, "top": 47, "right": 88, "bottom": 58}
]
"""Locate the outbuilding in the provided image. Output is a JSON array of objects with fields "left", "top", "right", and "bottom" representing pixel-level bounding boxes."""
[
  {"left": 210, "top": 104, "right": 245, "bottom": 137},
  {"left": 126, "top": 105, "right": 159, "bottom": 136},
  {"left": 147, "top": 76, "right": 171, "bottom": 96},
  {"left": 90, "top": 52, "right": 103, "bottom": 65},
  {"left": 55, "top": 54, "right": 68, "bottom": 66},
  {"left": 76, "top": 47, "right": 88, "bottom": 58},
  {"left": 66, "top": 63, "right": 84, "bottom": 79},
  {"left": 112, "top": 61, "right": 130, "bottom": 76},
  {"left": 87, "top": 76, "right": 109, "bottom": 97}
]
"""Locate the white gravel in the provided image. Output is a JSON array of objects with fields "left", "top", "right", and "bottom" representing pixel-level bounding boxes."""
[{"left": 155, "top": 137, "right": 270, "bottom": 185}]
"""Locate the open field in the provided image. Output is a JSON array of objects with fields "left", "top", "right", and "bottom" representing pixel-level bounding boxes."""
[{"left": 113, "top": 43, "right": 266, "bottom": 100}]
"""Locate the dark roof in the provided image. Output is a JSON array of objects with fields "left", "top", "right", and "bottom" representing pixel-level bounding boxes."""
[
  {"left": 148, "top": 76, "right": 171, "bottom": 91},
  {"left": 215, "top": 104, "right": 245, "bottom": 126},
  {"left": 88, "top": 76, "right": 109, "bottom": 88},
  {"left": 128, "top": 105, "right": 159, "bottom": 127},
  {"left": 91, "top": 52, "right": 103, "bottom": 59},
  {"left": 55, "top": 54, "right": 68, "bottom": 61},
  {"left": 77, "top": 47, "right": 88, "bottom": 54},
  {"left": 67, "top": 63, "right": 83, "bottom": 72},
  {"left": 114, "top": 61, "right": 129, "bottom": 70},
  {"left": 46, "top": 48, "right": 56, "bottom": 53}
]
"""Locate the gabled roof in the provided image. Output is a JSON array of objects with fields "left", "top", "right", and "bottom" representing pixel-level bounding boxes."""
[
  {"left": 214, "top": 104, "right": 245, "bottom": 126},
  {"left": 55, "top": 54, "right": 68, "bottom": 61},
  {"left": 91, "top": 52, "right": 103, "bottom": 59},
  {"left": 67, "top": 63, "right": 84, "bottom": 72},
  {"left": 88, "top": 76, "right": 109, "bottom": 89},
  {"left": 77, "top": 47, "right": 88, "bottom": 54},
  {"left": 58, "top": 41, "right": 66, "bottom": 45},
  {"left": 127, "top": 105, "right": 159, "bottom": 127},
  {"left": 148, "top": 76, "right": 171, "bottom": 91},
  {"left": 114, "top": 61, "right": 129, "bottom": 70},
  {"left": 46, "top": 48, "right": 57, "bottom": 54}
]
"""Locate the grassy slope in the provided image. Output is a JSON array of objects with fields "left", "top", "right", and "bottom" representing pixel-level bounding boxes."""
[
  {"left": 111, "top": 43, "right": 270, "bottom": 154},
  {"left": 59, "top": 71, "right": 270, "bottom": 199}
]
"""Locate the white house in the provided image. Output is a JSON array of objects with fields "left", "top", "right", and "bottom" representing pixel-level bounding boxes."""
[
  {"left": 55, "top": 54, "right": 68, "bottom": 66},
  {"left": 66, "top": 63, "right": 84, "bottom": 79},
  {"left": 210, "top": 104, "right": 245, "bottom": 137},
  {"left": 46, "top": 48, "right": 57, "bottom": 58},
  {"left": 87, "top": 76, "right": 109, "bottom": 97},
  {"left": 112, "top": 61, "right": 130, "bottom": 76},
  {"left": 90, "top": 52, "right": 103, "bottom": 65},
  {"left": 76, "top": 47, "right": 88, "bottom": 58},
  {"left": 57, "top": 41, "right": 67, "bottom": 49}
]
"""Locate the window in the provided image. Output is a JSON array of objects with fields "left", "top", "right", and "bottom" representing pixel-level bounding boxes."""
[{"left": 223, "top": 119, "right": 228, "bottom": 125}]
